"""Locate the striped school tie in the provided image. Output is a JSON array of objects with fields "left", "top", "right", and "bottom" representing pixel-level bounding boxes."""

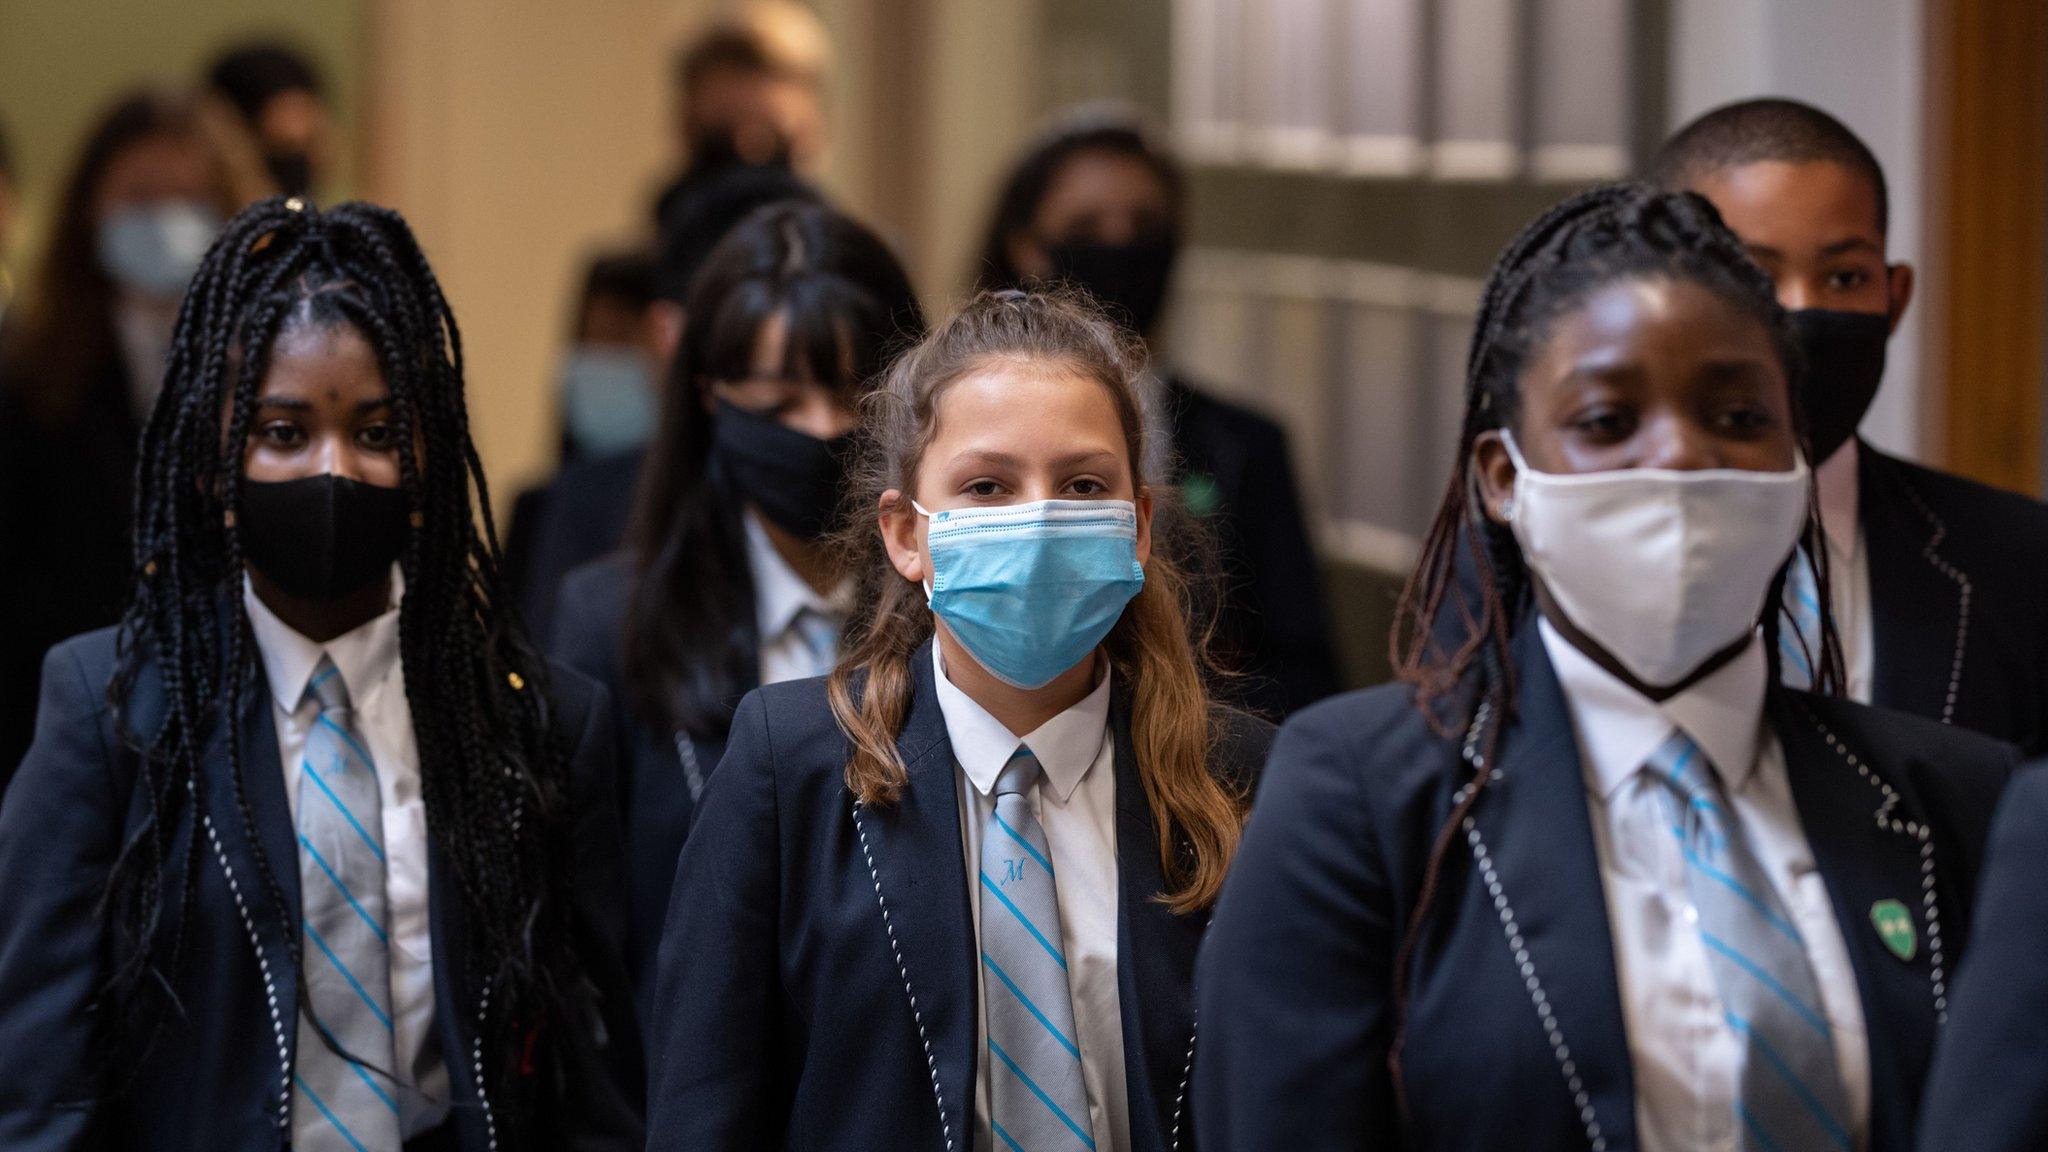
[
  {"left": 980, "top": 746, "right": 1095, "bottom": 1151},
  {"left": 791, "top": 606, "right": 840, "bottom": 680},
  {"left": 1779, "top": 546, "right": 1823, "bottom": 691},
  {"left": 293, "top": 656, "right": 403, "bottom": 1152},
  {"left": 1646, "top": 730, "right": 1851, "bottom": 1152}
]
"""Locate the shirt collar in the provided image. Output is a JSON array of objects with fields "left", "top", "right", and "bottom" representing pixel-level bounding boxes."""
[
  {"left": 931, "top": 641, "right": 1113, "bottom": 804},
  {"left": 242, "top": 568, "right": 404, "bottom": 713},
  {"left": 1537, "top": 615, "right": 1769, "bottom": 800},
  {"left": 742, "top": 509, "right": 854, "bottom": 641}
]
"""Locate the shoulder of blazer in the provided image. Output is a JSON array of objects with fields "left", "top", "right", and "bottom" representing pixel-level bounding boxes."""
[
  {"left": 1165, "top": 373, "right": 1289, "bottom": 454},
  {"left": 1790, "top": 690, "right": 2016, "bottom": 841},
  {"left": 1863, "top": 445, "right": 2048, "bottom": 559},
  {"left": 1209, "top": 704, "right": 1277, "bottom": 793},
  {"left": 1268, "top": 679, "right": 1470, "bottom": 809},
  {"left": 541, "top": 658, "right": 607, "bottom": 746},
  {"left": 40, "top": 625, "right": 163, "bottom": 753},
  {"left": 550, "top": 551, "right": 638, "bottom": 667}
]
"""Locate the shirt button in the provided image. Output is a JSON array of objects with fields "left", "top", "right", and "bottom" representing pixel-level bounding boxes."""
[{"left": 1683, "top": 904, "right": 1700, "bottom": 926}]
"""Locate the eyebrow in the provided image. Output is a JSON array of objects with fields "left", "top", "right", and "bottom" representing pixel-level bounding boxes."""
[
  {"left": 253, "top": 396, "right": 393, "bottom": 414},
  {"left": 1819, "top": 237, "right": 1883, "bottom": 258},
  {"left": 951, "top": 448, "right": 1122, "bottom": 470}
]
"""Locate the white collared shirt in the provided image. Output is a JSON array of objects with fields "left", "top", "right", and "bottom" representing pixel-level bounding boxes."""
[
  {"left": 1539, "top": 618, "right": 1869, "bottom": 1152},
  {"left": 935, "top": 643, "right": 1129, "bottom": 1152},
  {"left": 742, "top": 510, "right": 854, "bottom": 684},
  {"left": 1816, "top": 441, "right": 1875, "bottom": 704},
  {"left": 244, "top": 574, "right": 449, "bottom": 1137}
]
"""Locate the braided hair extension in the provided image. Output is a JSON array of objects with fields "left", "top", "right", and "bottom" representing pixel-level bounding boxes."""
[
  {"left": 1380, "top": 182, "right": 1846, "bottom": 1107},
  {"left": 102, "top": 197, "right": 579, "bottom": 1140}
]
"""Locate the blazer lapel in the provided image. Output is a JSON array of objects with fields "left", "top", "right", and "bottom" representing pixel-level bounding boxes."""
[
  {"left": 850, "top": 642, "right": 979, "bottom": 1144},
  {"left": 1860, "top": 445, "right": 1967, "bottom": 724},
  {"left": 1108, "top": 697, "right": 1206, "bottom": 1152},
  {"left": 1773, "top": 692, "right": 1945, "bottom": 1152},
  {"left": 1461, "top": 627, "right": 1639, "bottom": 1151},
  {"left": 198, "top": 664, "right": 303, "bottom": 1059}
]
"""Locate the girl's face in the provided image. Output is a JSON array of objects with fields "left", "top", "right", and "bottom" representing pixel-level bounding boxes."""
[
  {"left": 95, "top": 131, "right": 214, "bottom": 224},
  {"left": 1007, "top": 149, "right": 1177, "bottom": 282},
  {"left": 243, "top": 322, "right": 402, "bottom": 489},
  {"left": 1473, "top": 276, "right": 1797, "bottom": 516},
  {"left": 702, "top": 309, "right": 858, "bottom": 440},
  {"left": 881, "top": 362, "right": 1154, "bottom": 586}
]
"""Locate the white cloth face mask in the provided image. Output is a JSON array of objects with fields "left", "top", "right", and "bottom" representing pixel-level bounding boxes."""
[{"left": 1499, "top": 430, "right": 1811, "bottom": 688}]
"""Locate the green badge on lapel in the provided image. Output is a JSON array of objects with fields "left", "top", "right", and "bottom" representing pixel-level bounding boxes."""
[
  {"left": 1871, "top": 899, "right": 1917, "bottom": 961},
  {"left": 1182, "top": 473, "right": 1223, "bottom": 519}
]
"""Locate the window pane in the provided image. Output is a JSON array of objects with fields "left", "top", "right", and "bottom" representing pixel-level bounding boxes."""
[
  {"left": 1337, "top": 0, "right": 1426, "bottom": 175},
  {"left": 1532, "top": 0, "right": 1631, "bottom": 180},
  {"left": 1433, "top": 0, "right": 1522, "bottom": 180}
]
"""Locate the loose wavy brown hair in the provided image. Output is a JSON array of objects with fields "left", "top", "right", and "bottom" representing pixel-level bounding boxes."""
[{"left": 825, "top": 288, "right": 1244, "bottom": 913}]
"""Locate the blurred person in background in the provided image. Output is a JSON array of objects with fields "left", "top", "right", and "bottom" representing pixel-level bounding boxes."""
[
  {"left": 651, "top": 0, "right": 831, "bottom": 227},
  {"left": 549, "top": 201, "right": 923, "bottom": 1027},
  {"left": 504, "top": 248, "right": 663, "bottom": 609},
  {"left": 976, "top": 106, "right": 1339, "bottom": 718},
  {"left": 207, "top": 40, "right": 335, "bottom": 199},
  {"left": 518, "top": 158, "right": 819, "bottom": 642},
  {"left": 0, "top": 86, "right": 270, "bottom": 783}
]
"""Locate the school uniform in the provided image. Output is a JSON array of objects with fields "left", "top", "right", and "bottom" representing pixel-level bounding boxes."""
[
  {"left": 1160, "top": 375, "right": 1338, "bottom": 718},
  {"left": 1799, "top": 441, "right": 2048, "bottom": 753},
  {"left": 1917, "top": 761, "right": 2048, "bottom": 1151},
  {"left": 1193, "top": 614, "right": 2013, "bottom": 1152},
  {"left": 644, "top": 640, "right": 1272, "bottom": 1151},
  {"left": 0, "top": 593, "right": 644, "bottom": 1151},
  {"left": 548, "top": 511, "right": 848, "bottom": 1027}
]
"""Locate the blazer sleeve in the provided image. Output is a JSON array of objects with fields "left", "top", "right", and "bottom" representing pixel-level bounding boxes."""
[
  {"left": 0, "top": 644, "right": 121, "bottom": 1151},
  {"left": 1193, "top": 706, "right": 1395, "bottom": 1151},
  {"left": 558, "top": 680, "right": 647, "bottom": 1151},
  {"left": 1918, "top": 765, "right": 2048, "bottom": 1152},
  {"left": 645, "top": 689, "right": 782, "bottom": 1150}
]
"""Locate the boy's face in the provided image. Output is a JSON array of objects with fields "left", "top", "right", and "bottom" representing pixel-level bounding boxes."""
[{"left": 1690, "top": 158, "right": 1913, "bottom": 331}]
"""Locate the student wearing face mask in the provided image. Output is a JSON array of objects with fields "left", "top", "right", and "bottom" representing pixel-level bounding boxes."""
[
  {"left": 1193, "top": 185, "right": 2015, "bottom": 1152},
  {"left": 976, "top": 107, "right": 1338, "bottom": 718},
  {"left": 0, "top": 199, "right": 642, "bottom": 1150},
  {"left": 644, "top": 288, "right": 1270, "bottom": 1151},
  {"left": 546, "top": 202, "right": 921, "bottom": 1029},
  {"left": 503, "top": 249, "right": 662, "bottom": 609},
  {"left": 1655, "top": 98, "right": 2048, "bottom": 754},
  {"left": 516, "top": 158, "right": 817, "bottom": 645},
  {"left": 0, "top": 87, "right": 267, "bottom": 784}
]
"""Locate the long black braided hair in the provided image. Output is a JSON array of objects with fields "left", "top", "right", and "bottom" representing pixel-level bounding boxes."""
[
  {"left": 102, "top": 197, "right": 579, "bottom": 1136},
  {"left": 1382, "top": 182, "right": 1845, "bottom": 1101}
]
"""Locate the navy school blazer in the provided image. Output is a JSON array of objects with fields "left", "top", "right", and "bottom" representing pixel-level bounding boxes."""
[
  {"left": 1193, "top": 620, "right": 2014, "bottom": 1152},
  {"left": 1858, "top": 444, "right": 2048, "bottom": 754},
  {"left": 547, "top": 551, "right": 759, "bottom": 1031},
  {"left": 645, "top": 643, "right": 1273, "bottom": 1151},
  {"left": 0, "top": 625, "right": 644, "bottom": 1152},
  {"left": 1917, "top": 761, "right": 2048, "bottom": 1151}
]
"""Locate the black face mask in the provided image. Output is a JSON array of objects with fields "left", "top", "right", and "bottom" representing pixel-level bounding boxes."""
[
  {"left": 264, "top": 150, "right": 315, "bottom": 197},
  {"left": 710, "top": 399, "right": 852, "bottom": 541},
  {"left": 240, "top": 475, "right": 410, "bottom": 602},
  {"left": 1788, "top": 308, "right": 1890, "bottom": 464},
  {"left": 1043, "top": 234, "right": 1179, "bottom": 336}
]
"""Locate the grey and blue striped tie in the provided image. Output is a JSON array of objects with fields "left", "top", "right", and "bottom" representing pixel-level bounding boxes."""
[
  {"left": 980, "top": 746, "right": 1095, "bottom": 1152},
  {"left": 293, "top": 656, "right": 403, "bottom": 1151},
  {"left": 1779, "top": 546, "right": 1824, "bottom": 691},
  {"left": 1647, "top": 730, "right": 1851, "bottom": 1152}
]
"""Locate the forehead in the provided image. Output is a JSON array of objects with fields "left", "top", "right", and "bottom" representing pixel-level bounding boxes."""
[
  {"left": 931, "top": 361, "right": 1127, "bottom": 447},
  {"left": 1691, "top": 158, "right": 1885, "bottom": 251},
  {"left": 1535, "top": 276, "right": 1780, "bottom": 367},
  {"left": 1037, "top": 150, "right": 1172, "bottom": 218},
  {"left": 256, "top": 322, "right": 389, "bottom": 398}
]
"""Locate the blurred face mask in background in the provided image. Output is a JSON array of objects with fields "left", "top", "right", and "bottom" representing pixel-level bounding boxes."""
[
  {"left": 559, "top": 345, "right": 657, "bottom": 458},
  {"left": 1044, "top": 234, "right": 1178, "bottom": 336},
  {"left": 98, "top": 201, "right": 221, "bottom": 298}
]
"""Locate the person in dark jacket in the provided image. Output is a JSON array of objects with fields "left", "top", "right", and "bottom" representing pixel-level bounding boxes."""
[
  {"left": 1657, "top": 97, "right": 2048, "bottom": 754},
  {"left": 0, "top": 199, "right": 641, "bottom": 1151},
  {"left": 975, "top": 105, "right": 1339, "bottom": 717},
  {"left": 547, "top": 201, "right": 923, "bottom": 1028},
  {"left": 1195, "top": 185, "right": 2015, "bottom": 1152},
  {"left": 646, "top": 288, "right": 1270, "bottom": 1151}
]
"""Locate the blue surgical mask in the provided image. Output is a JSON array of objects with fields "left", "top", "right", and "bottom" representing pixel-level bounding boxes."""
[
  {"left": 559, "top": 344, "right": 656, "bottom": 458},
  {"left": 916, "top": 497, "right": 1145, "bottom": 690},
  {"left": 97, "top": 201, "right": 220, "bottom": 298}
]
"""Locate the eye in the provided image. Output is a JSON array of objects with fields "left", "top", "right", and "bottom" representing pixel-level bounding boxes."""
[
  {"left": 1826, "top": 268, "right": 1872, "bottom": 292},
  {"left": 1714, "top": 404, "right": 1777, "bottom": 435},
  {"left": 1065, "top": 477, "right": 1109, "bottom": 497},
  {"left": 964, "top": 479, "right": 1005, "bottom": 499},
  {"left": 255, "top": 420, "right": 305, "bottom": 449},
  {"left": 1568, "top": 406, "right": 1636, "bottom": 442},
  {"left": 356, "top": 422, "right": 398, "bottom": 452}
]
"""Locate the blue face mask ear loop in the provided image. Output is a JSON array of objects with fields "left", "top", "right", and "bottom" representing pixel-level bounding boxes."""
[{"left": 909, "top": 499, "right": 936, "bottom": 601}]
